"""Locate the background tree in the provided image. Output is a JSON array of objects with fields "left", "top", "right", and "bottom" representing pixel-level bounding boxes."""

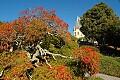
[
  {"left": 80, "top": 2, "right": 120, "bottom": 46},
  {"left": 106, "top": 18, "right": 120, "bottom": 48}
]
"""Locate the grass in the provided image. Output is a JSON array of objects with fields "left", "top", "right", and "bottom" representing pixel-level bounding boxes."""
[{"left": 99, "top": 55, "right": 120, "bottom": 77}]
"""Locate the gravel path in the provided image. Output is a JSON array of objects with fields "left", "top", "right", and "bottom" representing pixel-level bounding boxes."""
[{"left": 94, "top": 73, "right": 120, "bottom": 80}]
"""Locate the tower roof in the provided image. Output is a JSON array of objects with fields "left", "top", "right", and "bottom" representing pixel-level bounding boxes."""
[{"left": 74, "top": 16, "right": 82, "bottom": 29}]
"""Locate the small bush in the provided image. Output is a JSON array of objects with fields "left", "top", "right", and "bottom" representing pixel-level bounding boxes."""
[
  {"left": 72, "top": 46, "right": 100, "bottom": 78},
  {"left": 32, "top": 65, "right": 73, "bottom": 80},
  {"left": 80, "top": 45, "right": 100, "bottom": 53}
]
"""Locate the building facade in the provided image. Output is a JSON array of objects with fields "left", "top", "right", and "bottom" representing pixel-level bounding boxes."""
[{"left": 73, "top": 16, "right": 85, "bottom": 39}]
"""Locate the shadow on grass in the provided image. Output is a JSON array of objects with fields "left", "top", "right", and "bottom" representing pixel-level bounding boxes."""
[
  {"left": 78, "top": 41, "right": 96, "bottom": 46},
  {"left": 99, "top": 46, "right": 120, "bottom": 57},
  {"left": 78, "top": 41, "right": 120, "bottom": 57}
]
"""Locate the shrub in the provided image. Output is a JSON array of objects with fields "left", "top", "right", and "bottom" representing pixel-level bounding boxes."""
[
  {"left": 72, "top": 46, "right": 99, "bottom": 78},
  {"left": 80, "top": 45, "right": 100, "bottom": 53},
  {"left": 0, "top": 51, "right": 33, "bottom": 80},
  {"left": 32, "top": 64, "right": 73, "bottom": 80},
  {"left": 60, "top": 41, "right": 79, "bottom": 56},
  {"left": 2, "top": 62, "right": 33, "bottom": 80}
]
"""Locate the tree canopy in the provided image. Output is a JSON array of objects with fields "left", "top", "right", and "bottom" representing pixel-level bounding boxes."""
[
  {"left": 0, "top": 7, "right": 72, "bottom": 52},
  {"left": 80, "top": 2, "right": 120, "bottom": 46}
]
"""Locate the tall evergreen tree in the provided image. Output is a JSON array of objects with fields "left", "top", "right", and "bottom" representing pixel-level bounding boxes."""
[{"left": 80, "top": 2, "right": 120, "bottom": 46}]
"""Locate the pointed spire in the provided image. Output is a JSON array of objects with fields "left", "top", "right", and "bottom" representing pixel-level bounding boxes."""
[
  {"left": 77, "top": 16, "right": 80, "bottom": 22},
  {"left": 75, "top": 16, "right": 81, "bottom": 29}
]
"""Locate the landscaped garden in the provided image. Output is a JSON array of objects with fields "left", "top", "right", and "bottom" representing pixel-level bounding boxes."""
[{"left": 0, "top": 2, "right": 120, "bottom": 80}]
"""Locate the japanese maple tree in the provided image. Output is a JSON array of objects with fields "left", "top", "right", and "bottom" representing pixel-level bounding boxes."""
[{"left": 19, "top": 7, "right": 72, "bottom": 43}]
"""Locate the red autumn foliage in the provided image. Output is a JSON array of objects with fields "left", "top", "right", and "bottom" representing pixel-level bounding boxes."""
[
  {"left": 0, "top": 6, "right": 72, "bottom": 52},
  {"left": 55, "top": 65, "right": 73, "bottom": 80},
  {"left": 2, "top": 62, "right": 33, "bottom": 80},
  {"left": 33, "top": 65, "right": 73, "bottom": 80},
  {"left": 13, "top": 18, "right": 28, "bottom": 34},
  {"left": 73, "top": 46, "right": 99, "bottom": 75},
  {"left": 0, "top": 22, "right": 16, "bottom": 42},
  {"left": 24, "top": 18, "right": 50, "bottom": 42},
  {"left": 1, "top": 51, "right": 33, "bottom": 80},
  {"left": 0, "top": 22, "right": 16, "bottom": 51},
  {"left": 19, "top": 7, "right": 72, "bottom": 43},
  {"left": 12, "top": 62, "right": 33, "bottom": 76},
  {"left": 0, "top": 41, "right": 9, "bottom": 51},
  {"left": 0, "top": 7, "right": 71, "bottom": 51},
  {"left": 51, "top": 9, "right": 56, "bottom": 13},
  {"left": 19, "top": 7, "right": 68, "bottom": 30}
]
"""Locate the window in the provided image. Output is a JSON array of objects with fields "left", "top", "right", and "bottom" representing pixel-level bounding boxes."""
[
  {"left": 75, "top": 32, "right": 76, "bottom": 36},
  {"left": 78, "top": 32, "right": 79, "bottom": 35}
]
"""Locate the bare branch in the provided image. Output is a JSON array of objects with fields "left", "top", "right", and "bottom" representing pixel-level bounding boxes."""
[
  {"left": 0, "top": 69, "right": 4, "bottom": 77},
  {"left": 24, "top": 43, "right": 74, "bottom": 69},
  {"left": 26, "top": 70, "right": 32, "bottom": 80}
]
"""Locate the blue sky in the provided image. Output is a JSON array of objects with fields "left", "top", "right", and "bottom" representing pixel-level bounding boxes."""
[{"left": 0, "top": 0, "right": 120, "bottom": 35}]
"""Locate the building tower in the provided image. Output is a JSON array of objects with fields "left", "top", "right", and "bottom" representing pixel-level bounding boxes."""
[{"left": 73, "top": 16, "right": 85, "bottom": 39}]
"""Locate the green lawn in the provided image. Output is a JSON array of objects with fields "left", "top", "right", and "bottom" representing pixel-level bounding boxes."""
[{"left": 99, "top": 55, "right": 120, "bottom": 77}]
